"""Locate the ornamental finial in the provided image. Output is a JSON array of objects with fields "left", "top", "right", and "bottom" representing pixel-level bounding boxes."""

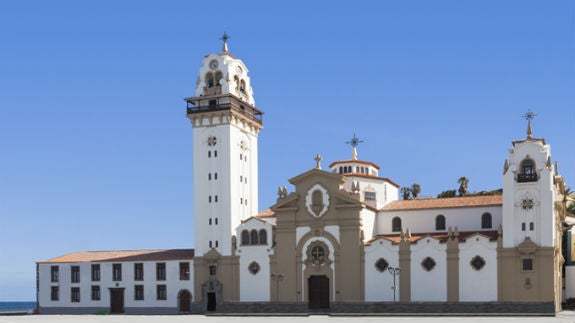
[
  {"left": 346, "top": 132, "right": 364, "bottom": 160},
  {"left": 522, "top": 109, "right": 537, "bottom": 139},
  {"left": 220, "top": 31, "right": 231, "bottom": 53},
  {"left": 314, "top": 154, "right": 322, "bottom": 170}
]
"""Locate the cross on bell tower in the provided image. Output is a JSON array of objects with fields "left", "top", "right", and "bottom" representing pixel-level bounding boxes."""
[
  {"left": 522, "top": 109, "right": 537, "bottom": 139},
  {"left": 346, "top": 132, "right": 364, "bottom": 160}
]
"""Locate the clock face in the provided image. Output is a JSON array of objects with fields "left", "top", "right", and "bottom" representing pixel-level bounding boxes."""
[{"left": 209, "top": 60, "right": 218, "bottom": 70}]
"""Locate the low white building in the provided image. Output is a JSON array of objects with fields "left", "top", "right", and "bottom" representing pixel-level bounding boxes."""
[{"left": 37, "top": 250, "right": 194, "bottom": 314}]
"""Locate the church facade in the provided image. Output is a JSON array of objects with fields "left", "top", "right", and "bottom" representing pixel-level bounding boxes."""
[{"left": 36, "top": 38, "right": 568, "bottom": 314}]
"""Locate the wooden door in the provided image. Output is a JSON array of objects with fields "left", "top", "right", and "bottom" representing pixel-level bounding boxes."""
[
  {"left": 308, "top": 275, "right": 330, "bottom": 309},
  {"left": 207, "top": 292, "right": 216, "bottom": 311},
  {"left": 179, "top": 290, "right": 191, "bottom": 313},
  {"left": 109, "top": 288, "right": 124, "bottom": 314}
]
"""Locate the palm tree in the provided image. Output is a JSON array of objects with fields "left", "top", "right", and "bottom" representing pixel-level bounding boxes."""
[
  {"left": 401, "top": 187, "right": 412, "bottom": 200},
  {"left": 411, "top": 184, "right": 421, "bottom": 199},
  {"left": 458, "top": 177, "right": 469, "bottom": 196}
]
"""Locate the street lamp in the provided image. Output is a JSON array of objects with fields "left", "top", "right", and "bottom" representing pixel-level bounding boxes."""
[
  {"left": 387, "top": 266, "right": 400, "bottom": 302},
  {"left": 271, "top": 274, "right": 283, "bottom": 302}
]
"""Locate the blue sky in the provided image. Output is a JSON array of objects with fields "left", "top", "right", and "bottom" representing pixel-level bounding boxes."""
[{"left": 1, "top": 1, "right": 573, "bottom": 301}]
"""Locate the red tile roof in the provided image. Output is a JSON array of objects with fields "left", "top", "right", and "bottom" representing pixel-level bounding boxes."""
[
  {"left": 366, "top": 230, "right": 499, "bottom": 245},
  {"left": 257, "top": 209, "right": 276, "bottom": 218},
  {"left": 381, "top": 195, "right": 502, "bottom": 211},
  {"left": 38, "top": 249, "right": 194, "bottom": 264}
]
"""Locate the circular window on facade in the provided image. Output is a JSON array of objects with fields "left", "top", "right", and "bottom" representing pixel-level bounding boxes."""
[
  {"left": 248, "top": 261, "right": 260, "bottom": 275},
  {"left": 421, "top": 257, "right": 436, "bottom": 272},
  {"left": 470, "top": 255, "right": 486, "bottom": 271},
  {"left": 375, "top": 258, "right": 389, "bottom": 272},
  {"left": 208, "top": 136, "right": 217, "bottom": 147}
]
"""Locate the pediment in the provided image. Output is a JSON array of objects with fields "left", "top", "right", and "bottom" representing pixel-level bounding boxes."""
[
  {"left": 203, "top": 248, "right": 221, "bottom": 261},
  {"left": 517, "top": 237, "right": 538, "bottom": 254},
  {"left": 270, "top": 192, "right": 299, "bottom": 211}
]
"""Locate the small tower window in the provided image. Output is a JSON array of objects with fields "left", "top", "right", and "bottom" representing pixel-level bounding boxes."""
[
  {"left": 250, "top": 229, "right": 259, "bottom": 245},
  {"left": 214, "top": 150, "right": 218, "bottom": 157},
  {"left": 435, "top": 214, "right": 446, "bottom": 231},
  {"left": 530, "top": 222, "right": 534, "bottom": 231},
  {"left": 209, "top": 218, "right": 212, "bottom": 225},
  {"left": 208, "top": 151, "right": 211, "bottom": 158},
  {"left": 215, "top": 195, "right": 218, "bottom": 203},
  {"left": 214, "top": 71, "right": 223, "bottom": 87},
  {"left": 215, "top": 218, "right": 218, "bottom": 225},
  {"left": 521, "top": 222, "right": 526, "bottom": 231},
  {"left": 259, "top": 229, "right": 267, "bottom": 245},
  {"left": 481, "top": 212, "right": 492, "bottom": 229},
  {"left": 392, "top": 217, "right": 402, "bottom": 232},
  {"left": 208, "top": 173, "right": 211, "bottom": 180},
  {"left": 518, "top": 159, "right": 537, "bottom": 182},
  {"left": 205, "top": 72, "right": 214, "bottom": 88},
  {"left": 241, "top": 230, "right": 249, "bottom": 245},
  {"left": 214, "top": 173, "right": 218, "bottom": 180},
  {"left": 240, "top": 79, "right": 246, "bottom": 93}
]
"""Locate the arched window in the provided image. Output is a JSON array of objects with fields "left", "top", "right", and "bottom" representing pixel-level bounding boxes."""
[
  {"left": 205, "top": 72, "right": 214, "bottom": 88},
  {"left": 234, "top": 75, "right": 240, "bottom": 91},
  {"left": 392, "top": 217, "right": 402, "bottom": 232},
  {"left": 435, "top": 214, "right": 446, "bottom": 231},
  {"left": 259, "top": 229, "right": 267, "bottom": 245},
  {"left": 241, "top": 230, "right": 249, "bottom": 245},
  {"left": 481, "top": 212, "right": 492, "bottom": 229},
  {"left": 518, "top": 159, "right": 537, "bottom": 182},
  {"left": 339, "top": 166, "right": 343, "bottom": 174},
  {"left": 240, "top": 80, "right": 246, "bottom": 93},
  {"left": 214, "top": 71, "right": 223, "bottom": 87},
  {"left": 250, "top": 229, "right": 259, "bottom": 245}
]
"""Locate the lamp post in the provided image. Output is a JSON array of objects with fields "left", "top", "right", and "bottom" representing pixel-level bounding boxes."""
[
  {"left": 387, "top": 267, "right": 400, "bottom": 302},
  {"left": 270, "top": 274, "right": 283, "bottom": 302}
]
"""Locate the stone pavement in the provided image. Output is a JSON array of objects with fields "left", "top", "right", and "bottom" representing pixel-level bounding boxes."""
[{"left": 1, "top": 312, "right": 575, "bottom": 323}]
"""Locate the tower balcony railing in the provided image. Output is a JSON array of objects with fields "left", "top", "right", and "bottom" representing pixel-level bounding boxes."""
[
  {"left": 517, "top": 173, "right": 538, "bottom": 183},
  {"left": 186, "top": 101, "right": 262, "bottom": 125}
]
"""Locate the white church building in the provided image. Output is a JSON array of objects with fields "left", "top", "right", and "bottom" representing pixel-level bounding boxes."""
[{"left": 36, "top": 36, "right": 570, "bottom": 315}]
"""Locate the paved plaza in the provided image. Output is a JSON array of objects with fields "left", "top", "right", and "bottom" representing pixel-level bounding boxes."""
[{"left": 1, "top": 313, "right": 575, "bottom": 323}]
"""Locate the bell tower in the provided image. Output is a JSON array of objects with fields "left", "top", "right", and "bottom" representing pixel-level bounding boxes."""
[
  {"left": 185, "top": 33, "right": 263, "bottom": 258},
  {"left": 502, "top": 110, "right": 557, "bottom": 248}
]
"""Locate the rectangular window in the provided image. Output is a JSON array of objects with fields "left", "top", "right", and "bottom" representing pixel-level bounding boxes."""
[
  {"left": 71, "top": 287, "right": 80, "bottom": 303},
  {"left": 156, "top": 263, "right": 166, "bottom": 281},
  {"left": 530, "top": 222, "right": 534, "bottom": 231},
  {"left": 157, "top": 285, "right": 167, "bottom": 300},
  {"left": 521, "top": 222, "right": 526, "bottom": 231},
  {"left": 180, "top": 262, "right": 190, "bottom": 280},
  {"left": 134, "top": 285, "right": 144, "bottom": 301},
  {"left": 365, "top": 191, "right": 376, "bottom": 201},
  {"left": 209, "top": 265, "right": 216, "bottom": 276},
  {"left": 214, "top": 150, "right": 217, "bottom": 157},
  {"left": 50, "top": 266, "right": 59, "bottom": 283},
  {"left": 91, "top": 264, "right": 100, "bottom": 281},
  {"left": 91, "top": 285, "right": 100, "bottom": 301},
  {"left": 134, "top": 263, "right": 144, "bottom": 281},
  {"left": 113, "top": 264, "right": 122, "bottom": 281},
  {"left": 71, "top": 266, "right": 80, "bottom": 283},
  {"left": 522, "top": 258, "right": 534, "bottom": 271},
  {"left": 215, "top": 195, "right": 218, "bottom": 203},
  {"left": 51, "top": 286, "right": 59, "bottom": 301}
]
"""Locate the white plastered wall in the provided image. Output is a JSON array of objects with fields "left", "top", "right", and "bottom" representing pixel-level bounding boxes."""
[
  {"left": 410, "top": 237, "right": 447, "bottom": 301},
  {"left": 236, "top": 218, "right": 273, "bottom": 301},
  {"left": 364, "top": 238, "right": 400, "bottom": 301},
  {"left": 458, "top": 235, "right": 498, "bottom": 301}
]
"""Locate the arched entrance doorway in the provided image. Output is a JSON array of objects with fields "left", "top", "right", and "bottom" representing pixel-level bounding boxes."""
[
  {"left": 308, "top": 275, "right": 330, "bottom": 309},
  {"left": 178, "top": 289, "right": 192, "bottom": 313}
]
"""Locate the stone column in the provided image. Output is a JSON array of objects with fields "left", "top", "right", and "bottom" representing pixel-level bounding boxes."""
[
  {"left": 446, "top": 227, "right": 459, "bottom": 302},
  {"left": 399, "top": 230, "right": 411, "bottom": 302}
]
